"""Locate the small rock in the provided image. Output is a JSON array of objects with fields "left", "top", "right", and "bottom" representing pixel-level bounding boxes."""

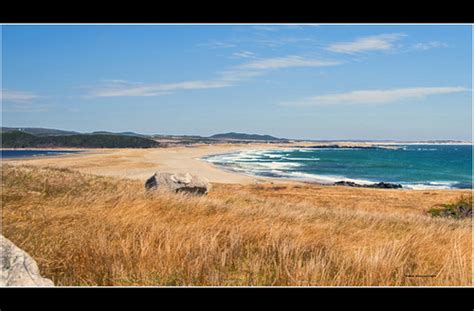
[
  {"left": 334, "top": 181, "right": 360, "bottom": 187},
  {"left": 368, "top": 182, "right": 403, "bottom": 189},
  {"left": 334, "top": 181, "right": 402, "bottom": 189},
  {"left": 0, "top": 235, "right": 54, "bottom": 286}
]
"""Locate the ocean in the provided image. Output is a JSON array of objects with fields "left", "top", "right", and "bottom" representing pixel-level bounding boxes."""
[
  {"left": 203, "top": 144, "right": 473, "bottom": 189},
  {"left": 1, "top": 149, "right": 83, "bottom": 159}
]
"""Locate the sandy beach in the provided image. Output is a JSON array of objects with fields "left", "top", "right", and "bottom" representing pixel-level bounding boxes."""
[{"left": 3, "top": 143, "right": 304, "bottom": 184}]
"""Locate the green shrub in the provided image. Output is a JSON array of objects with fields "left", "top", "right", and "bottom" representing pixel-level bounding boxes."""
[{"left": 428, "top": 196, "right": 472, "bottom": 219}]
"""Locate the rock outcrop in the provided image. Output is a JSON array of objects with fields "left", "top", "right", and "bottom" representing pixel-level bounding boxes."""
[
  {"left": 0, "top": 235, "right": 54, "bottom": 286},
  {"left": 334, "top": 181, "right": 403, "bottom": 189},
  {"left": 145, "top": 172, "right": 211, "bottom": 195}
]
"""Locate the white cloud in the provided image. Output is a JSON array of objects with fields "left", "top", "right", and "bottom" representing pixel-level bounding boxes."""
[
  {"left": 238, "top": 56, "right": 341, "bottom": 70},
  {"left": 232, "top": 51, "right": 256, "bottom": 58},
  {"left": 218, "top": 69, "right": 265, "bottom": 82},
  {"left": 326, "top": 33, "right": 406, "bottom": 54},
  {"left": 88, "top": 79, "right": 233, "bottom": 97},
  {"left": 411, "top": 41, "right": 448, "bottom": 51},
  {"left": 2, "top": 89, "right": 40, "bottom": 103},
  {"left": 281, "top": 87, "right": 469, "bottom": 107},
  {"left": 87, "top": 55, "right": 341, "bottom": 98},
  {"left": 198, "top": 35, "right": 317, "bottom": 51}
]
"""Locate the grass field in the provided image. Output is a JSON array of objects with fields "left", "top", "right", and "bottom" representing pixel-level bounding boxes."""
[{"left": 1, "top": 164, "right": 471, "bottom": 286}]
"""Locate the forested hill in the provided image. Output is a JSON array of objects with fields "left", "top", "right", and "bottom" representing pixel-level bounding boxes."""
[
  {"left": 1, "top": 131, "right": 161, "bottom": 148},
  {"left": 210, "top": 132, "right": 286, "bottom": 141}
]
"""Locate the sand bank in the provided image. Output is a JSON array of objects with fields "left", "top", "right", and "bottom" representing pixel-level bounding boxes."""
[{"left": 2, "top": 143, "right": 300, "bottom": 184}]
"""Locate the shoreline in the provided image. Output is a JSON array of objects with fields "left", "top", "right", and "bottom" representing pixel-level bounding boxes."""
[
  {"left": 201, "top": 150, "right": 471, "bottom": 190},
  {"left": 2, "top": 143, "right": 471, "bottom": 190}
]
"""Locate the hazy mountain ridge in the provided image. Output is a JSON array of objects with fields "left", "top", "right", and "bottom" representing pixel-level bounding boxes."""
[
  {"left": 91, "top": 131, "right": 148, "bottom": 138},
  {"left": 210, "top": 132, "right": 286, "bottom": 141}
]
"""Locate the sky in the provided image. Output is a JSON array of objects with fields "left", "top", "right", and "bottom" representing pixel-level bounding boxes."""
[{"left": 1, "top": 24, "right": 472, "bottom": 140}]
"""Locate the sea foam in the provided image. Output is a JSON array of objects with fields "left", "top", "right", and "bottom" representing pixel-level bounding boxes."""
[{"left": 203, "top": 146, "right": 471, "bottom": 190}]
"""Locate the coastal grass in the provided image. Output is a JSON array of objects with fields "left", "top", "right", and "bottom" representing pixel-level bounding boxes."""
[{"left": 1, "top": 164, "right": 471, "bottom": 286}]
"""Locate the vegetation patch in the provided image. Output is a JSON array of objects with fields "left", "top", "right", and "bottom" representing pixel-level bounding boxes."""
[
  {"left": 2, "top": 165, "right": 471, "bottom": 286},
  {"left": 428, "top": 196, "right": 472, "bottom": 219}
]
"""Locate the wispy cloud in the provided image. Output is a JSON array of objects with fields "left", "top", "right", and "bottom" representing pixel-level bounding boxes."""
[
  {"left": 1, "top": 89, "right": 51, "bottom": 112},
  {"left": 198, "top": 35, "right": 317, "bottom": 51},
  {"left": 217, "top": 69, "right": 265, "bottom": 82},
  {"left": 281, "top": 86, "right": 469, "bottom": 107},
  {"left": 88, "top": 79, "right": 233, "bottom": 97},
  {"left": 411, "top": 41, "right": 448, "bottom": 51},
  {"left": 238, "top": 56, "right": 341, "bottom": 70},
  {"left": 87, "top": 55, "right": 342, "bottom": 98},
  {"left": 231, "top": 51, "right": 256, "bottom": 59},
  {"left": 2, "top": 89, "right": 41, "bottom": 103},
  {"left": 220, "top": 56, "right": 340, "bottom": 83},
  {"left": 326, "top": 33, "right": 406, "bottom": 54}
]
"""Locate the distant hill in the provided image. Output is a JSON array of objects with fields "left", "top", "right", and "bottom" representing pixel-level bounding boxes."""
[
  {"left": 210, "top": 132, "right": 286, "bottom": 141},
  {"left": 1, "top": 127, "right": 290, "bottom": 146},
  {"left": 91, "top": 131, "right": 149, "bottom": 138},
  {"left": 1, "top": 127, "right": 153, "bottom": 139},
  {"left": 1, "top": 127, "right": 79, "bottom": 136},
  {"left": 1, "top": 131, "right": 160, "bottom": 148}
]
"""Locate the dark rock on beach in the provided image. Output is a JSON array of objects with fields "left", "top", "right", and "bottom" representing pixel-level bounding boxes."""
[
  {"left": 334, "top": 181, "right": 402, "bottom": 189},
  {"left": 333, "top": 181, "right": 361, "bottom": 187},
  {"left": 370, "top": 182, "right": 403, "bottom": 189}
]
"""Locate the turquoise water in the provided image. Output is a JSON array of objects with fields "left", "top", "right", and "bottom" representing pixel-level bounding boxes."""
[
  {"left": 1, "top": 150, "right": 82, "bottom": 158},
  {"left": 204, "top": 145, "right": 473, "bottom": 189}
]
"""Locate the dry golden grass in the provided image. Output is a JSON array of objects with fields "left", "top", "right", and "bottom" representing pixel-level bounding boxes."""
[{"left": 1, "top": 164, "right": 472, "bottom": 286}]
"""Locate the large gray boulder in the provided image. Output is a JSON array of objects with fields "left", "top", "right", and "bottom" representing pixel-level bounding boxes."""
[
  {"left": 145, "top": 172, "right": 211, "bottom": 195},
  {"left": 0, "top": 235, "right": 54, "bottom": 286}
]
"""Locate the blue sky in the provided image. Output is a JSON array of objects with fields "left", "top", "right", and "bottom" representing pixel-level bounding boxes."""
[{"left": 1, "top": 24, "right": 472, "bottom": 140}]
